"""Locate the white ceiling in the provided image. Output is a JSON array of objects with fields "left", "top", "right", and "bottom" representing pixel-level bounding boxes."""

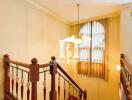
[{"left": 32, "top": 0, "right": 132, "bottom": 23}]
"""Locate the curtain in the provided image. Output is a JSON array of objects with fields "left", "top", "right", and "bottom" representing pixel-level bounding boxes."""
[{"left": 77, "top": 19, "right": 108, "bottom": 80}]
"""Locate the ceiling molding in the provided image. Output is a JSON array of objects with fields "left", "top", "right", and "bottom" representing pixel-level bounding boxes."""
[
  {"left": 70, "top": 11, "right": 120, "bottom": 25},
  {"left": 25, "top": 0, "right": 70, "bottom": 25},
  {"left": 121, "top": 3, "right": 132, "bottom": 9},
  {"left": 120, "top": 3, "right": 132, "bottom": 16}
]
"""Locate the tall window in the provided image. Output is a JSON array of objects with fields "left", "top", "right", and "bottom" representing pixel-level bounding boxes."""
[
  {"left": 77, "top": 19, "right": 107, "bottom": 79},
  {"left": 79, "top": 20, "right": 105, "bottom": 64}
]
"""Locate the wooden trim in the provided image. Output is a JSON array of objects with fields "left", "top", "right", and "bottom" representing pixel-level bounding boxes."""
[
  {"left": 3, "top": 54, "right": 87, "bottom": 100},
  {"left": 4, "top": 92, "right": 18, "bottom": 100},
  {"left": 5, "top": 59, "right": 29, "bottom": 68},
  {"left": 57, "top": 63, "right": 85, "bottom": 95},
  {"left": 50, "top": 60, "right": 57, "bottom": 100},
  {"left": 4, "top": 54, "right": 50, "bottom": 68},
  {"left": 3, "top": 54, "right": 10, "bottom": 97},
  {"left": 39, "top": 63, "right": 50, "bottom": 68},
  {"left": 30, "top": 58, "right": 39, "bottom": 100},
  {"left": 121, "top": 54, "right": 132, "bottom": 75}
]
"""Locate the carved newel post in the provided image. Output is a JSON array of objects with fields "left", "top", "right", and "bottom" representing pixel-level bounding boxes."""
[
  {"left": 84, "top": 90, "right": 87, "bottom": 100},
  {"left": 30, "top": 58, "right": 39, "bottom": 100},
  {"left": 3, "top": 54, "right": 10, "bottom": 98},
  {"left": 50, "top": 56, "right": 57, "bottom": 100}
]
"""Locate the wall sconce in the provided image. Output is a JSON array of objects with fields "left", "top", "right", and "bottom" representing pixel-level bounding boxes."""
[{"left": 116, "top": 64, "right": 121, "bottom": 72}]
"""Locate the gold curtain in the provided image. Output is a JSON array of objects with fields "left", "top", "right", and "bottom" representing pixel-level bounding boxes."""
[
  {"left": 72, "top": 19, "right": 108, "bottom": 80},
  {"left": 77, "top": 62, "right": 105, "bottom": 78}
]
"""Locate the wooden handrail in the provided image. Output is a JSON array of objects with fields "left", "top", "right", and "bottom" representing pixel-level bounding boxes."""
[
  {"left": 4, "top": 54, "right": 29, "bottom": 68},
  {"left": 7, "top": 59, "right": 30, "bottom": 68},
  {"left": 4, "top": 54, "right": 87, "bottom": 100},
  {"left": 5, "top": 54, "right": 50, "bottom": 69},
  {"left": 120, "top": 54, "right": 132, "bottom": 100},
  {"left": 40, "top": 63, "right": 50, "bottom": 68},
  {"left": 57, "top": 63, "right": 86, "bottom": 95},
  {"left": 50, "top": 56, "right": 87, "bottom": 99},
  {"left": 121, "top": 54, "right": 132, "bottom": 75},
  {"left": 4, "top": 54, "right": 40, "bottom": 100}
]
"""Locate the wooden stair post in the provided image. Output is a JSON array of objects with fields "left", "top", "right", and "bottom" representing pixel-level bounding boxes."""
[
  {"left": 50, "top": 56, "right": 57, "bottom": 100},
  {"left": 30, "top": 58, "right": 39, "bottom": 100},
  {"left": 84, "top": 90, "right": 87, "bottom": 100},
  {"left": 3, "top": 54, "right": 10, "bottom": 99}
]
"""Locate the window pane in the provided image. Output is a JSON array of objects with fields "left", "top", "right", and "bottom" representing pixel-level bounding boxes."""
[{"left": 79, "top": 20, "right": 105, "bottom": 63}]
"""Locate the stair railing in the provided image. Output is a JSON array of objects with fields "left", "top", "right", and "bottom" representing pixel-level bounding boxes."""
[
  {"left": 3, "top": 54, "right": 87, "bottom": 100},
  {"left": 120, "top": 54, "right": 132, "bottom": 100}
]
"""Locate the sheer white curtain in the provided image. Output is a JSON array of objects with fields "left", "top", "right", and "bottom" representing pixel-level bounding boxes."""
[{"left": 77, "top": 19, "right": 108, "bottom": 79}]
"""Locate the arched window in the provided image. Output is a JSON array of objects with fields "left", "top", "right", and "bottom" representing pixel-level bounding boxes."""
[{"left": 79, "top": 20, "right": 105, "bottom": 64}]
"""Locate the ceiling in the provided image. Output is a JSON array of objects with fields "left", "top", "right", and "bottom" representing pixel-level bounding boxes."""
[{"left": 32, "top": 0, "right": 132, "bottom": 23}]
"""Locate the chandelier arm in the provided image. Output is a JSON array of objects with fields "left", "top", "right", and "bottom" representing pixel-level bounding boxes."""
[{"left": 77, "top": 4, "right": 80, "bottom": 35}]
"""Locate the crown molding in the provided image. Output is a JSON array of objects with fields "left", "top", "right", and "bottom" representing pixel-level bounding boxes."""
[
  {"left": 25, "top": 0, "right": 70, "bottom": 25},
  {"left": 120, "top": 3, "right": 132, "bottom": 16},
  {"left": 70, "top": 11, "right": 120, "bottom": 25},
  {"left": 121, "top": 3, "right": 132, "bottom": 9}
]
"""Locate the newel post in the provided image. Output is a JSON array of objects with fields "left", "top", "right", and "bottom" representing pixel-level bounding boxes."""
[
  {"left": 50, "top": 56, "right": 57, "bottom": 100},
  {"left": 84, "top": 90, "right": 87, "bottom": 100},
  {"left": 3, "top": 54, "right": 10, "bottom": 96},
  {"left": 30, "top": 58, "right": 39, "bottom": 100}
]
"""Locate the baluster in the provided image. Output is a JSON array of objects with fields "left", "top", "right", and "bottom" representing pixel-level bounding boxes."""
[
  {"left": 27, "top": 73, "right": 30, "bottom": 100},
  {"left": 21, "top": 71, "right": 24, "bottom": 100},
  {"left": 77, "top": 91, "right": 79, "bottom": 100},
  {"left": 76, "top": 89, "right": 78, "bottom": 100},
  {"left": 15, "top": 65, "right": 19, "bottom": 98},
  {"left": 12, "top": 67, "right": 14, "bottom": 95},
  {"left": 73, "top": 87, "right": 74, "bottom": 99},
  {"left": 43, "top": 68, "right": 46, "bottom": 100},
  {"left": 69, "top": 83, "right": 70, "bottom": 99},
  {"left": 64, "top": 79, "right": 66, "bottom": 100},
  {"left": 79, "top": 91, "right": 82, "bottom": 100},
  {"left": 79, "top": 92, "right": 82, "bottom": 100},
  {"left": 58, "top": 74, "right": 60, "bottom": 100}
]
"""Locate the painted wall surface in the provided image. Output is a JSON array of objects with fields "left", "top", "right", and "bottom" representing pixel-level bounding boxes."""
[
  {"left": 0, "top": 0, "right": 121, "bottom": 99},
  {"left": 120, "top": 4, "right": 132, "bottom": 65},
  {"left": 0, "top": 0, "right": 70, "bottom": 99},
  {"left": 70, "top": 17, "right": 120, "bottom": 100}
]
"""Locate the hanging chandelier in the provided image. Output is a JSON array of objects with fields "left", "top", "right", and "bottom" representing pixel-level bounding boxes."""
[{"left": 59, "top": 4, "right": 90, "bottom": 64}]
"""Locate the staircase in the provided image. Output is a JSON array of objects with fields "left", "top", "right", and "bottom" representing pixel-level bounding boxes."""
[
  {"left": 3, "top": 54, "right": 87, "bottom": 100},
  {"left": 120, "top": 54, "right": 132, "bottom": 100}
]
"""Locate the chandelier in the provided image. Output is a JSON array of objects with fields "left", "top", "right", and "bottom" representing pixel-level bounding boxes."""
[{"left": 59, "top": 4, "right": 90, "bottom": 64}]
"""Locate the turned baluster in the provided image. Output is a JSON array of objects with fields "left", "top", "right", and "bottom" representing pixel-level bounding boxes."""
[
  {"left": 58, "top": 74, "right": 60, "bottom": 100},
  {"left": 43, "top": 68, "right": 46, "bottom": 100},
  {"left": 27, "top": 73, "right": 30, "bottom": 100},
  {"left": 79, "top": 92, "right": 82, "bottom": 100},
  {"left": 12, "top": 67, "right": 14, "bottom": 95},
  {"left": 73, "top": 87, "right": 74, "bottom": 98},
  {"left": 69, "top": 83, "right": 70, "bottom": 98},
  {"left": 21, "top": 71, "right": 24, "bottom": 100},
  {"left": 76, "top": 89, "right": 77, "bottom": 100},
  {"left": 64, "top": 79, "right": 66, "bottom": 100},
  {"left": 15, "top": 65, "right": 19, "bottom": 98}
]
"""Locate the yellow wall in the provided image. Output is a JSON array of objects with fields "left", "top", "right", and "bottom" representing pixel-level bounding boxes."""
[
  {"left": 0, "top": 0, "right": 70, "bottom": 99},
  {"left": 0, "top": 0, "right": 121, "bottom": 99},
  {"left": 70, "top": 17, "right": 120, "bottom": 100},
  {"left": 120, "top": 4, "right": 132, "bottom": 65}
]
